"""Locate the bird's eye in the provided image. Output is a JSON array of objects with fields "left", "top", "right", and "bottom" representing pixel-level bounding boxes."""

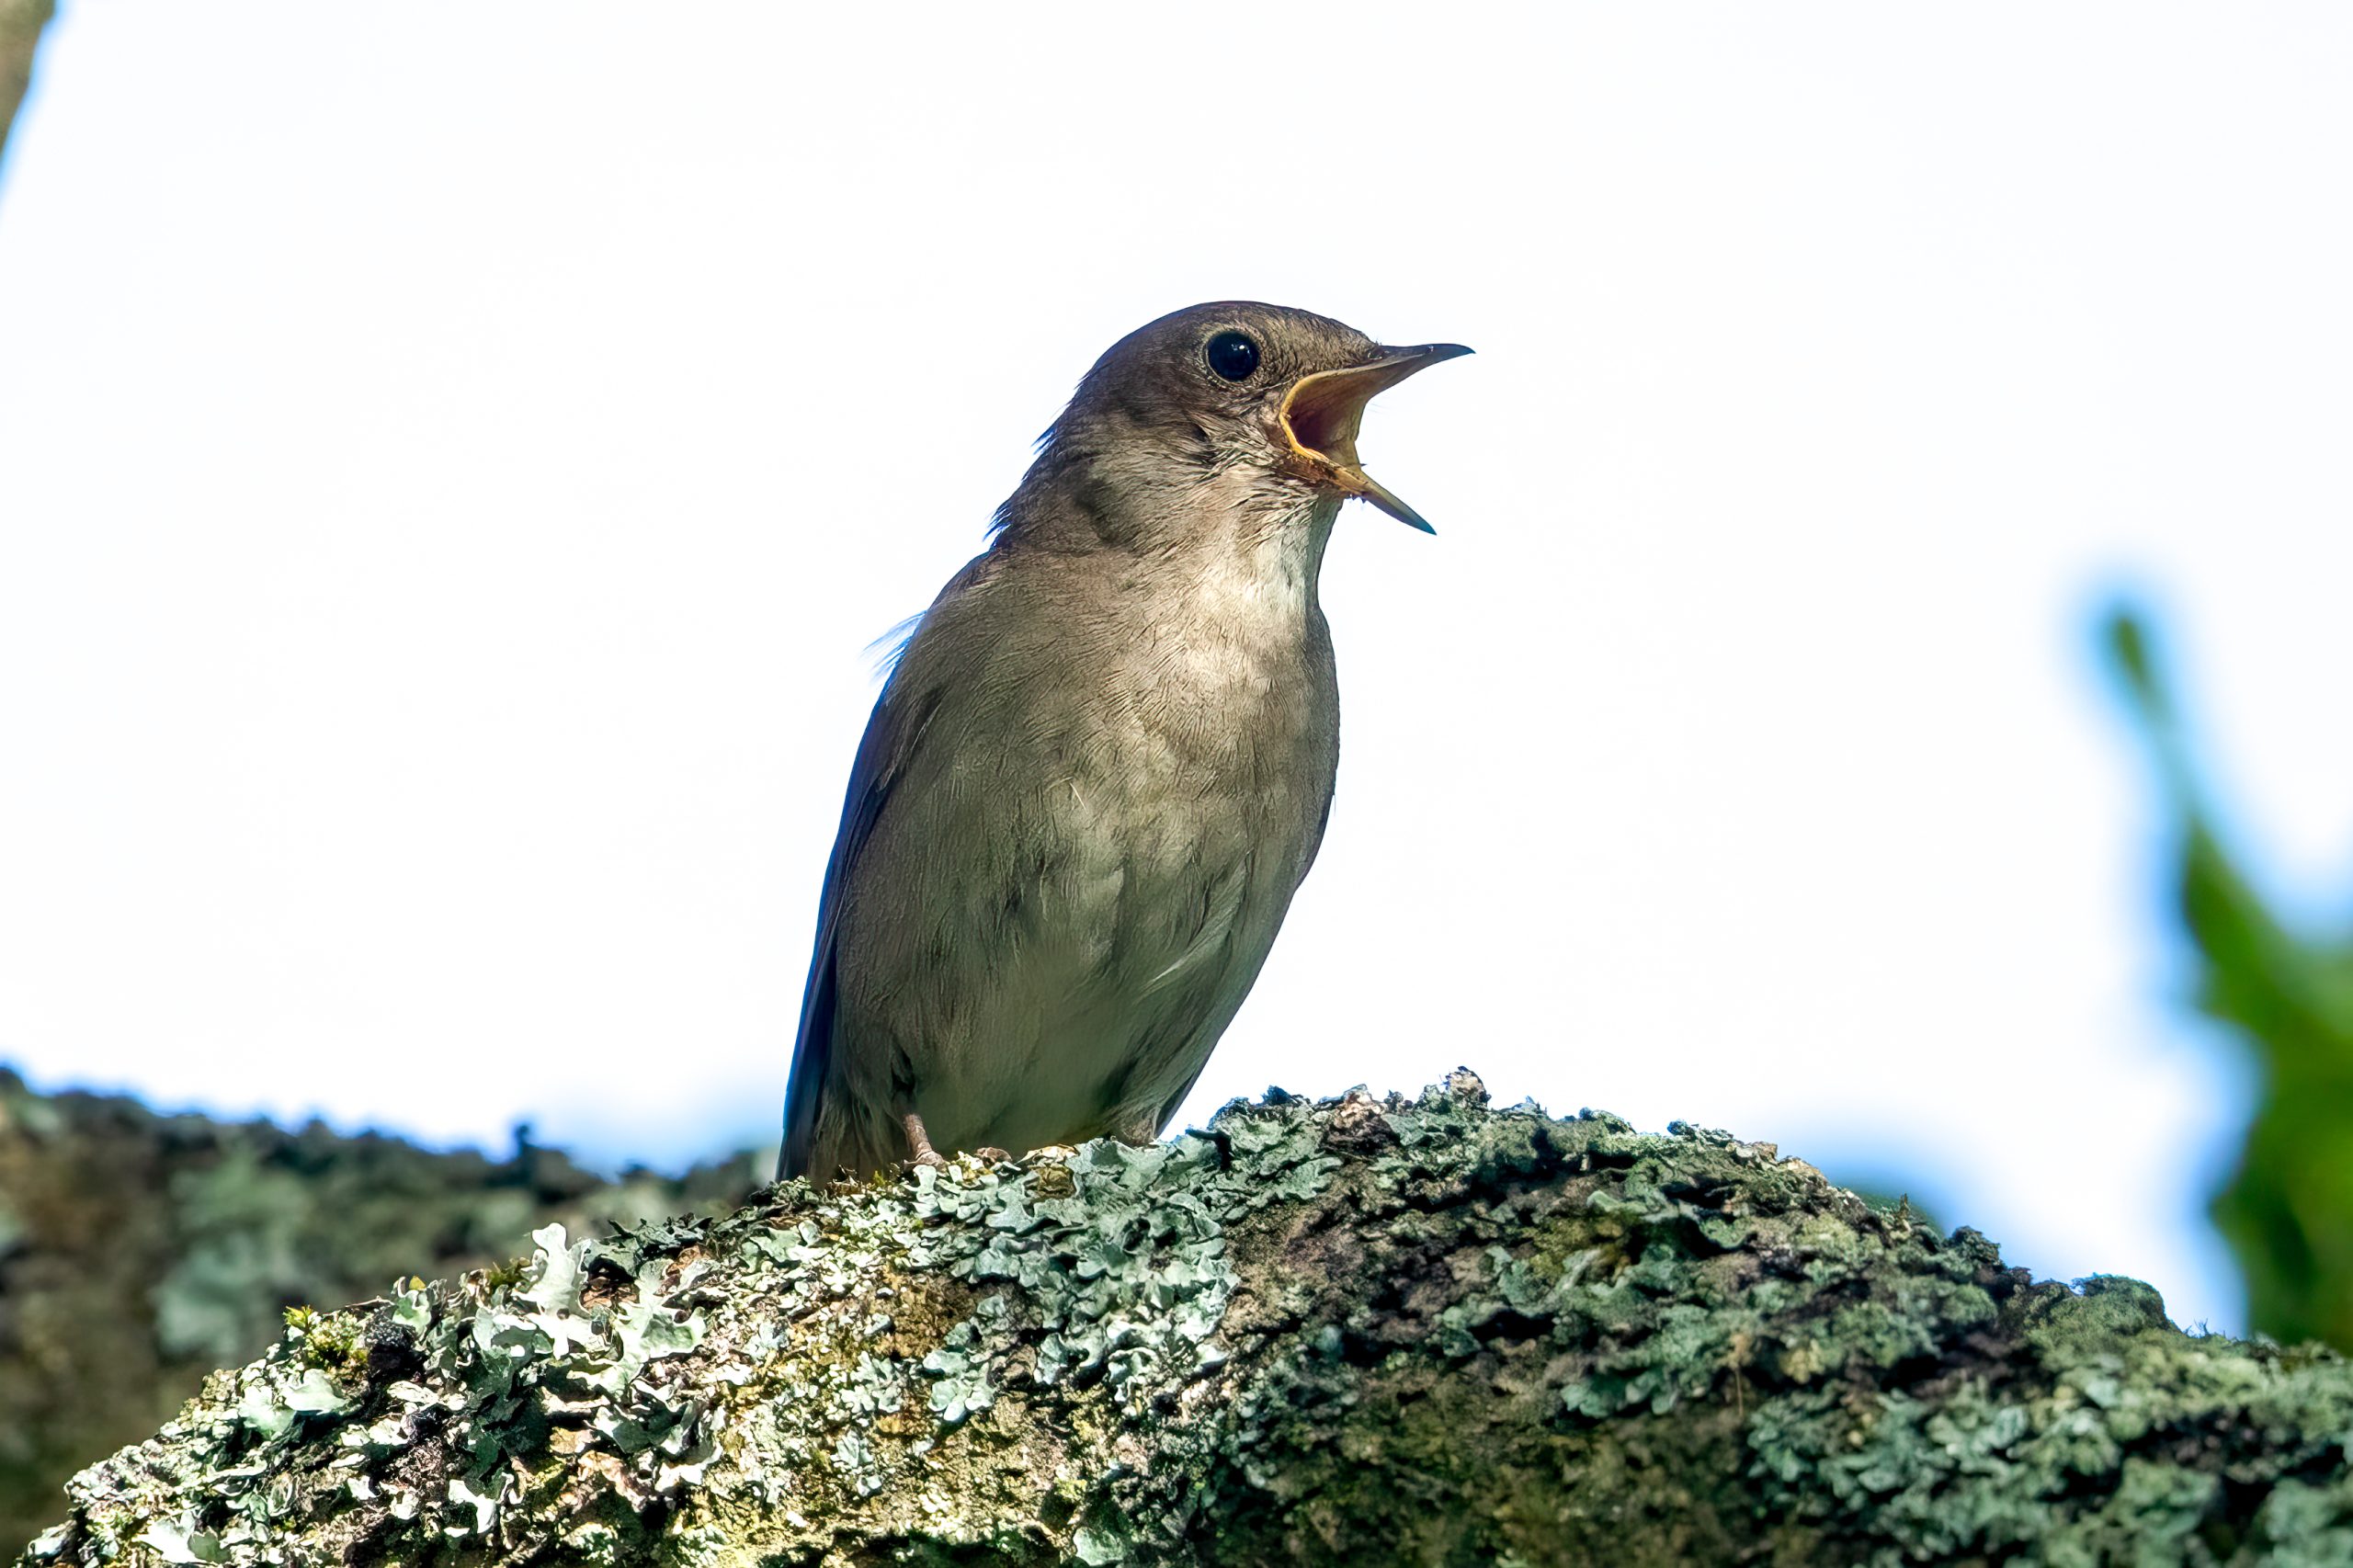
[{"left": 1204, "top": 330, "right": 1260, "bottom": 381}]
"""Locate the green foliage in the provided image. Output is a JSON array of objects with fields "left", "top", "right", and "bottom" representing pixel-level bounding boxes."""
[{"left": 2104, "top": 606, "right": 2353, "bottom": 1351}]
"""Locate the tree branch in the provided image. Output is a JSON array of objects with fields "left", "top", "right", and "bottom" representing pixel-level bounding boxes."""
[{"left": 22, "top": 1076, "right": 2353, "bottom": 1565}]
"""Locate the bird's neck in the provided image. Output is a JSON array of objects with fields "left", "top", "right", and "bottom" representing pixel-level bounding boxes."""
[
  {"left": 1005, "top": 444, "right": 1338, "bottom": 597},
  {"left": 1219, "top": 487, "right": 1337, "bottom": 626},
  {"left": 1107, "top": 481, "right": 1336, "bottom": 645},
  {"left": 981, "top": 462, "right": 1338, "bottom": 748}
]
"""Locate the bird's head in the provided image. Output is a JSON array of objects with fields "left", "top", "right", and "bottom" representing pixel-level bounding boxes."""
[{"left": 1033, "top": 301, "right": 1471, "bottom": 540}]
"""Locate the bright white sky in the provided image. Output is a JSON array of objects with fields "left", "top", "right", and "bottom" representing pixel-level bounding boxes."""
[{"left": 5, "top": 4, "right": 2351, "bottom": 1334}]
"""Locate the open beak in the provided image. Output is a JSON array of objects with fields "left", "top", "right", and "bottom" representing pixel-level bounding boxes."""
[{"left": 1278, "top": 342, "right": 1472, "bottom": 533}]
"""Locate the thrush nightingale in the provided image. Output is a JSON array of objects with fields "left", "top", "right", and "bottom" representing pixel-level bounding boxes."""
[{"left": 779, "top": 302, "right": 1467, "bottom": 1180}]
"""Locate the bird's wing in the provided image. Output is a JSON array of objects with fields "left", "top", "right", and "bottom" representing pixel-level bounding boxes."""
[{"left": 777, "top": 676, "right": 939, "bottom": 1180}]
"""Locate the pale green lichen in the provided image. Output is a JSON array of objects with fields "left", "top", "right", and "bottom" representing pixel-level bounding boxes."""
[
  {"left": 19, "top": 1077, "right": 2353, "bottom": 1566},
  {"left": 0, "top": 1065, "right": 766, "bottom": 1561}
]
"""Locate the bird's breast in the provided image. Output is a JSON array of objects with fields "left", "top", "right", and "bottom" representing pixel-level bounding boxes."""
[
  {"left": 1074, "top": 539, "right": 1335, "bottom": 828},
  {"left": 865, "top": 517, "right": 1342, "bottom": 1155}
]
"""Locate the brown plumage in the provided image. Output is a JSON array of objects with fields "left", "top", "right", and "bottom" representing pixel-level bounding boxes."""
[{"left": 779, "top": 302, "right": 1468, "bottom": 1181}]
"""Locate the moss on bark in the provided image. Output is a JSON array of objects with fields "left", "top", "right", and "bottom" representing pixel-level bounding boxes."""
[
  {"left": 19, "top": 1074, "right": 2353, "bottom": 1566},
  {"left": 0, "top": 1069, "right": 762, "bottom": 1560}
]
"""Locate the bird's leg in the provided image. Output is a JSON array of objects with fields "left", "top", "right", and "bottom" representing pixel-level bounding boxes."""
[
  {"left": 1117, "top": 1114, "right": 1159, "bottom": 1146},
  {"left": 900, "top": 1109, "right": 949, "bottom": 1169}
]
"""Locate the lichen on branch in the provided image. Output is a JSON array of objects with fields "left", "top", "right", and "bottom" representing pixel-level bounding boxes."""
[{"left": 22, "top": 1076, "right": 2353, "bottom": 1566}]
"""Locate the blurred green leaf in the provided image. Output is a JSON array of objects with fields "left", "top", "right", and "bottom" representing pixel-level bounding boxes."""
[
  {"left": 2105, "top": 604, "right": 2353, "bottom": 1350},
  {"left": 0, "top": 1, "right": 55, "bottom": 176}
]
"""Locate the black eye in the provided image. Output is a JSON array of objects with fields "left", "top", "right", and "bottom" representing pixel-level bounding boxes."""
[{"left": 1204, "top": 330, "right": 1260, "bottom": 381}]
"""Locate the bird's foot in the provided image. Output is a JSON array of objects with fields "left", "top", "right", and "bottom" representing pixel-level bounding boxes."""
[
  {"left": 901, "top": 1109, "right": 949, "bottom": 1169},
  {"left": 972, "top": 1145, "right": 1012, "bottom": 1164}
]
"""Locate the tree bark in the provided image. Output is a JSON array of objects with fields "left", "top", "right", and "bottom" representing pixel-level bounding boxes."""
[
  {"left": 0, "top": 1068, "right": 763, "bottom": 1560},
  {"left": 20, "top": 1075, "right": 2353, "bottom": 1566}
]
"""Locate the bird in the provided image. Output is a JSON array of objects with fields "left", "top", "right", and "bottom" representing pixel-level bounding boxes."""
[{"left": 777, "top": 301, "right": 1469, "bottom": 1182}]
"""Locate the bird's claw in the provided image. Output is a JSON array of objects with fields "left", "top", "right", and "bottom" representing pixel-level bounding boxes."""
[{"left": 899, "top": 1110, "right": 948, "bottom": 1170}]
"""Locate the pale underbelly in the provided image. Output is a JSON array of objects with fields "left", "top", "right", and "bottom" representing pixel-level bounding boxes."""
[{"left": 906, "top": 824, "right": 1283, "bottom": 1155}]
